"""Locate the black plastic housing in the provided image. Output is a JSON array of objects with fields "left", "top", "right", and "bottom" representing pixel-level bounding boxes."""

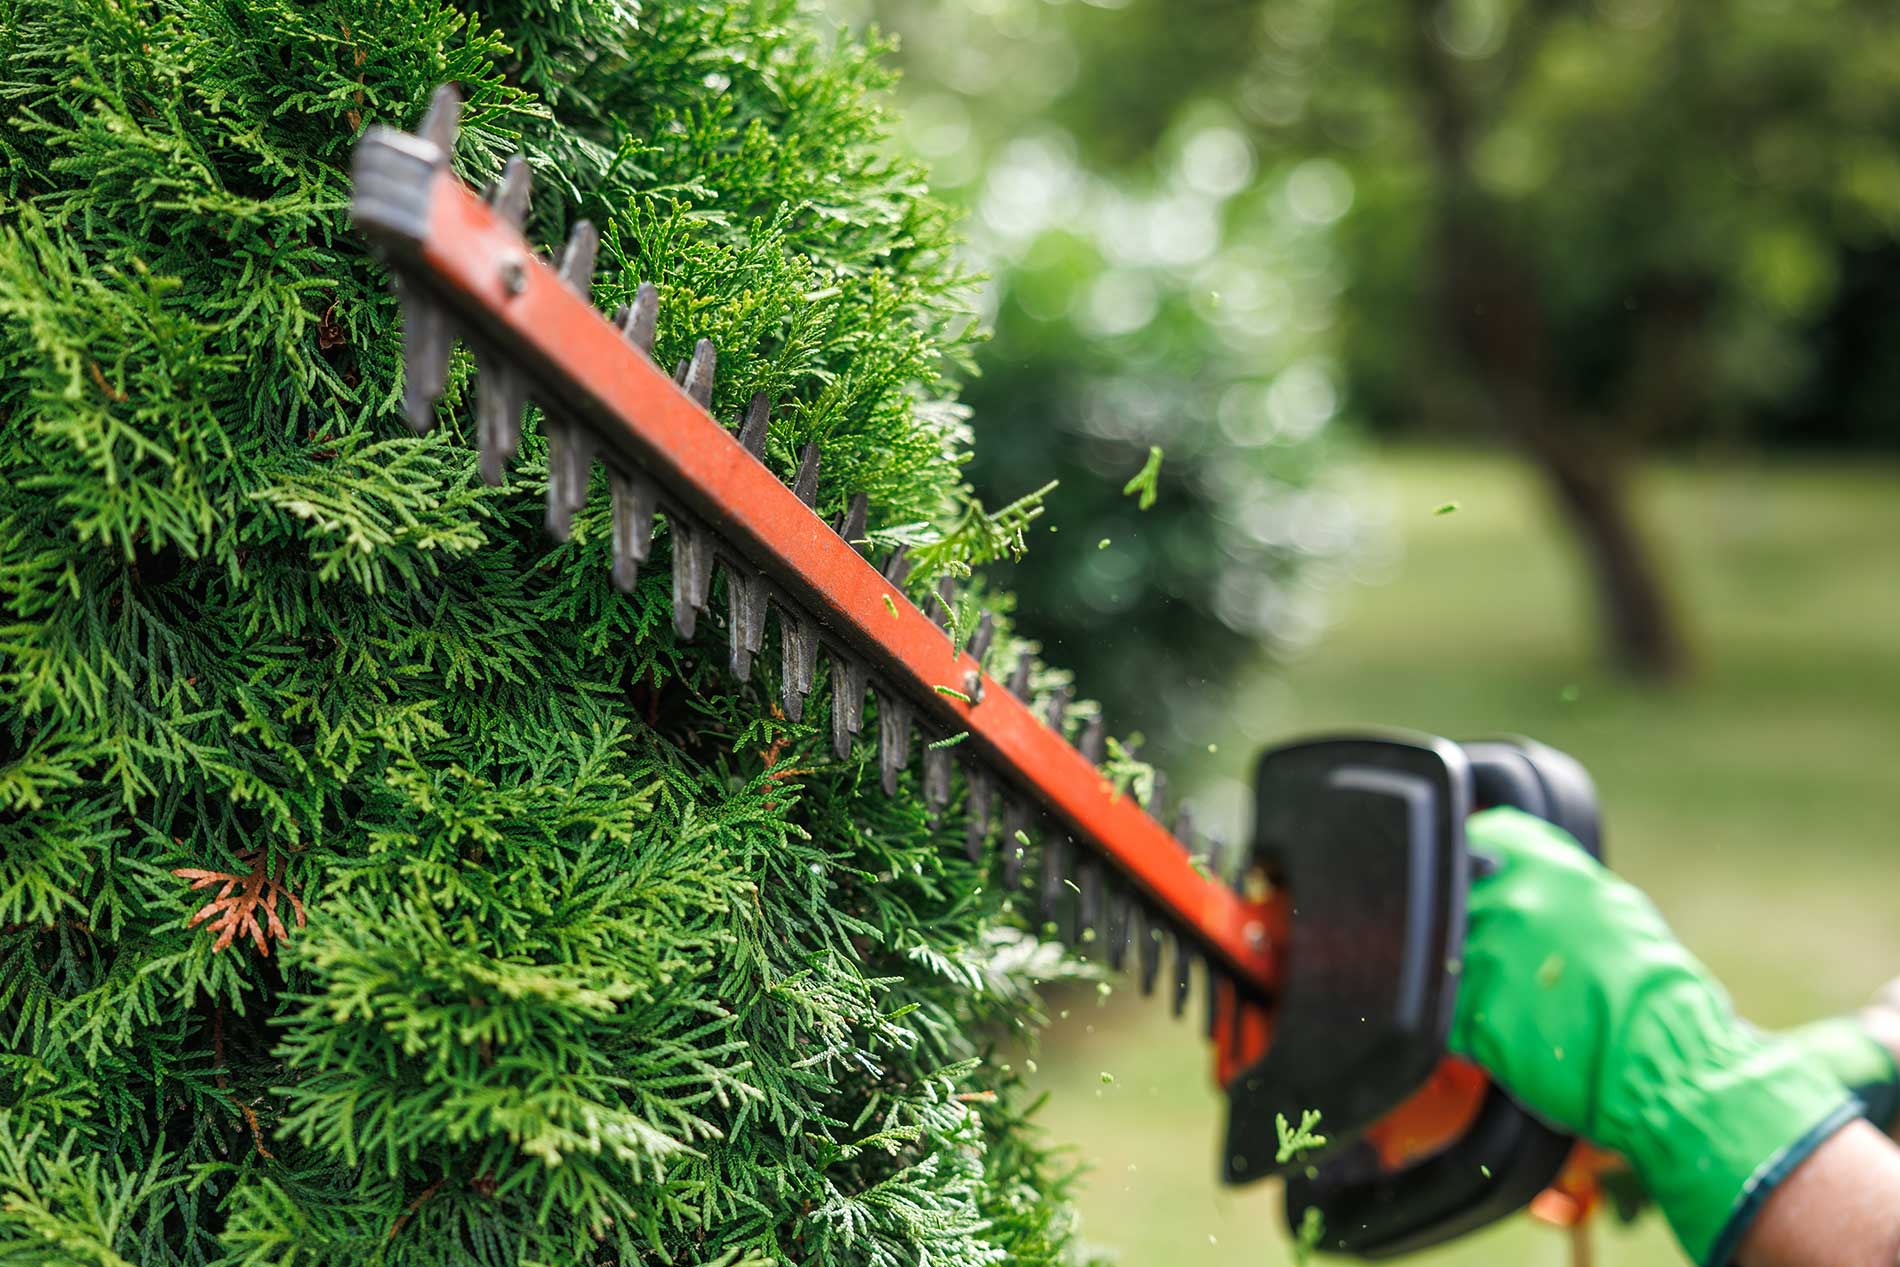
[
  {"left": 1221, "top": 734, "right": 1473, "bottom": 1186},
  {"left": 1271, "top": 735, "right": 1604, "bottom": 1258}
]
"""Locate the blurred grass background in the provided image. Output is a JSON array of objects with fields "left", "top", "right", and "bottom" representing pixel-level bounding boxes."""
[
  {"left": 1026, "top": 447, "right": 1900, "bottom": 1266},
  {"left": 816, "top": 0, "right": 1900, "bottom": 1259}
]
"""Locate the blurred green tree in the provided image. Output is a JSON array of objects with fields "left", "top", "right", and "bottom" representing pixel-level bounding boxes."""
[
  {"left": 849, "top": 0, "right": 1900, "bottom": 683},
  {"left": 829, "top": 0, "right": 1367, "bottom": 758}
]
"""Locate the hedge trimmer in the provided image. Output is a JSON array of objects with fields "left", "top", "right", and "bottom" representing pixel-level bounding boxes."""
[{"left": 352, "top": 88, "right": 1614, "bottom": 1257}]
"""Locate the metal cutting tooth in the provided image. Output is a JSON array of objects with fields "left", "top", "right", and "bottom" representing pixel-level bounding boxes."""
[
  {"left": 737, "top": 392, "right": 770, "bottom": 457},
  {"left": 875, "top": 689, "right": 912, "bottom": 795},
  {"left": 881, "top": 546, "right": 912, "bottom": 589},
  {"left": 1173, "top": 805, "right": 1197, "bottom": 851},
  {"left": 398, "top": 282, "right": 453, "bottom": 434},
  {"left": 963, "top": 765, "right": 992, "bottom": 862},
  {"left": 1139, "top": 911, "right": 1164, "bottom": 996},
  {"left": 681, "top": 339, "right": 716, "bottom": 407},
  {"left": 486, "top": 154, "right": 531, "bottom": 226},
  {"left": 544, "top": 416, "right": 593, "bottom": 540},
  {"left": 1206, "top": 968, "right": 1228, "bottom": 1039},
  {"left": 671, "top": 519, "right": 713, "bottom": 639},
  {"left": 1172, "top": 933, "right": 1195, "bottom": 1018},
  {"left": 673, "top": 358, "right": 689, "bottom": 384},
  {"left": 1001, "top": 799, "right": 1032, "bottom": 888},
  {"left": 417, "top": 84, "right": 461, "bottom": 154},
  {"left": 1008, "top": 654, "right": 1032, "bottom": 700},
  {"left": 923, "top": 744, "right": 954, "bottom": 816},
  {"left": 727, "top": 569, "right": 768, "bottom": 679},
  {"left": 1080, "top": 715, "right": 1107, "bottom": 764},
  {"left": 1076, "top": 859, "right": 1103, "bottom": 949},
  {"left": 622, "top": 282, "right": 659, "bottom": 358},
  {"left": 1038, "top": 831, "right": 1070, "bottom": 936},
  {"left": 610, "top": 470, "right": 659, "bottom": 591},
  {"left": 792, "top": 443, "right": 821, "bottom": 506},
  {"left": 1106, "top": 883, "right": 1133, "bottom": 971},
  {"left": 541, "top": 221, "right": 602, "bottom": 536},
  {"left": 967, "top": 612, "right": 995, "bottom": 665},
  {"left": 781, "top": 614, "right": 819, "bottom": 721},
  {"left": 836, "top": 493, "right": 868, "bottom": 549},
  {"left": 474, "top": 348, "right": 525, "bottom": 485},
  {"left": 1204, "top": 836, "right": 1231, "bottom": 885},
  {"left": 932, "top": 577, "right": 958, "bottom": 632},
  {"left": 1149, "top": 770, "right": 1169, "bottom": 818},
  {"left": 1043, "top": 685, "right": 1072, "bottom": 736},
  {"left": 556, "top": 221, "right": 599, "bottom": 296},
  {"left": 828, "top": 652, "right": 867, "bottom": 757}
]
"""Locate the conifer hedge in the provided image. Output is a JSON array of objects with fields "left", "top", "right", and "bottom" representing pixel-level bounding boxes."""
[{"left": 0, "top": 1, "right": 1098, "bottom": 1262}]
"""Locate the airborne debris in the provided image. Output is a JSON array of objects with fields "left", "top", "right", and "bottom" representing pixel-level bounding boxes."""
[
  {"left": 1122, "top": 445, "right": 1164, "bottom": 510},
  {"left": 1433, "top": 501, "right": 1459, "bottom": 515},
  {"left": 1275, "top": 1109, "right": 1328, "bottom": 1164}
]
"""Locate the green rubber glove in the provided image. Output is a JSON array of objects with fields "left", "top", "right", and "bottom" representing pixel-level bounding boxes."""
[{"left": 1449, "top": 807, "right": 1862, "bottom": 1267}]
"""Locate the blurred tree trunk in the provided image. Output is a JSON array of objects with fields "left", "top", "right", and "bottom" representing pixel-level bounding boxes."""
[
  {"left": 1409, "top": 0, "right": 1693, "bottom": 682},
  {"left": 1536, "top": 440, "right": 1690, "bottom": 681}
]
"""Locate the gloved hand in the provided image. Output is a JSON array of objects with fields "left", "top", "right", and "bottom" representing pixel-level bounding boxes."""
[
  {"left": 1449, "top": 807, "right": 1872, "bottom": 1267},
  {"left": 1782, "top": 1010, "right": 1900, "bottom": 1136}
]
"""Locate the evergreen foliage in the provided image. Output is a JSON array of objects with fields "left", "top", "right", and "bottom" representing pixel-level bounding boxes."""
[{"left": 0, "top": 1, "right": 1099, "bottom": 1262}]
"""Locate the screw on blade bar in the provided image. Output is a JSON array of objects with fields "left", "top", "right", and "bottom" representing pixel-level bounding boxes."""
[{"left": 349, "top": 85, "right": 1278, "bottom": 1016}]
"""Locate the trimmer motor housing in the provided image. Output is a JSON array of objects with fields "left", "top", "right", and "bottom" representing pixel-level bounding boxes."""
[{"left": 1219, "top": 732, "right": 1603, "bottom": 1257}]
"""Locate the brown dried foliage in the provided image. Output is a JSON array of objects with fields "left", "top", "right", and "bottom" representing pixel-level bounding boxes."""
[{"left": 172, "top": 849, "right": 307, "bottom": 955}]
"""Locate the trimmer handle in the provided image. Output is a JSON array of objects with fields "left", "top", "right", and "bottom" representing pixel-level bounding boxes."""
[
  {"left": 1212, "top": 732, "right": 1606, "bottom": 1257},
  {"left": 1282, "top": 738, "right": 1604, "bottom": 1258}
]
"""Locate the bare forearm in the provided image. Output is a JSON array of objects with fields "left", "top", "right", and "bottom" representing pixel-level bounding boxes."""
[{"left": 1737, "top": 1120, "right": 1900, "bottom": 1267}]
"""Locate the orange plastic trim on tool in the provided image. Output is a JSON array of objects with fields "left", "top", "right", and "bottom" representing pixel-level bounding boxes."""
[{"left": 385, "top": 166, "right": 1280, "bottom": 999}]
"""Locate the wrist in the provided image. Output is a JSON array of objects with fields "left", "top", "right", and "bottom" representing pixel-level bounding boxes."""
[{"left": 1613, "top": 1003, "right": 1861, "bottom": 1266}]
